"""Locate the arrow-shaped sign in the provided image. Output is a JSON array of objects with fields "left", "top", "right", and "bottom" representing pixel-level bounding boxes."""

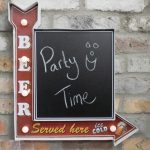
[
  {"left": 13, "top": 113, "right": 138, "bottom": 146},
  {"left": 112, "top": 114, "right": 138, "bottom": 146},
  {"left": 8, "top": 2, "right": 138, "bottom": 146}
]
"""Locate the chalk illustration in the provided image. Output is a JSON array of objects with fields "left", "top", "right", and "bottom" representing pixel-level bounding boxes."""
[{"left": 85, "top": 41, "right": 99, "bottom": 71}]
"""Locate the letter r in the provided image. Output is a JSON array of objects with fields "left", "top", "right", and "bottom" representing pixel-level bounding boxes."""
[{"left": 17, "top": 103, "right": 31, "bottom": 116}]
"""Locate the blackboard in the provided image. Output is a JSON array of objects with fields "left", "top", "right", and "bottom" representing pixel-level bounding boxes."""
[{"left": 34, "top": 29, "right": 114, "bottom": 121}]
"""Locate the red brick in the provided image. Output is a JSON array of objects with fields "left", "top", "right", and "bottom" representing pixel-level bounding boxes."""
[
  {"left": 0, "top": 119, "right": 7, "bottom": 135},
  {"left": 34, "top": 142, "right": 49, "bottom": 150},
  {"left": 123, "top": 136, "right": 150, "bottom": 150},
  {"left": 62, "top": 141, "right": 113, "bottom": 150},
  {"left": 122, "top": 96, "right": 150, "bottom": 113},
  {"left": 20, "top": 141, "right": 34, "bottom": 150},
  {"left": 0, "top": 55, "right": 13, "bottom": 72},
  {"left": 115, "top": 34, "right": 149, "bottom": 53},
  {"left": 0, "top": 99, "right": 13, "bottom": 114},
  {"left": 0, "top": 75, "right": 13, "bottom": 93},
  {"left": 0, "top": 0, "right": 7, "bottom": 12},
  {"left": 0, "top": 141, "right": 20, "bottom": 150}
]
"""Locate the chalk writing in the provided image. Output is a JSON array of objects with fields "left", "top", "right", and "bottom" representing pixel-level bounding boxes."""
[
  {"left": 40, "top": 46, "right": 79, "bottom": 80},
  {"left": 85, "top": 41, "right": 98, "bottom": 71},
  {"left": 40, "top": 42, "right": 100, "bottom": 109},
  {"left": 55, "top": 84, "right": 96, "bottom": 109}
]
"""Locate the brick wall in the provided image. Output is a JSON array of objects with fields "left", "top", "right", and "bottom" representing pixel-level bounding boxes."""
[{"left": 0, "top": 0, "right": 150, "bottom": 149}]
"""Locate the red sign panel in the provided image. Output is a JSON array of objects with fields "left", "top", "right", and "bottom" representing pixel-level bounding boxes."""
[{"left": 8, "top": 2, "right": 138, "bottom": 146}]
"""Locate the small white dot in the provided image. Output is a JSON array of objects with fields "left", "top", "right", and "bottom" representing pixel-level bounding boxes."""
[
  {"left": 21, "top": 56, "right": 29, "bottom": 63},
  {"left": 22, "top": 90, "right": 29, "bottom": 97},
  {"left": 21, "top": 19, "right": 28, "bottom": 26},
  {"left": 110, "top": 125, "right": 116, "bottom": 132},
  {"left": 85, "top": 42, "right": 91, "bottom": 48},
  {"left": 93, "top": 43, "right": 99, "bottom": 49},
  {"left": 90, "top": 51, "right": 94, "bottom": 56},
  {"left": 22, "top": 126, "right": 29, "bottom": 133}
]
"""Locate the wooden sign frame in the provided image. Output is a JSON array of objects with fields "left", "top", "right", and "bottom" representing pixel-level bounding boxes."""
[{"left": 8, "top": 2, "right": 138, "bottom": 146}]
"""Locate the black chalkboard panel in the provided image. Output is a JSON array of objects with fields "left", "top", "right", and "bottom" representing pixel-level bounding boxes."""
[{"left": 34, "top": 29, "right": 114, "bottom": 121}]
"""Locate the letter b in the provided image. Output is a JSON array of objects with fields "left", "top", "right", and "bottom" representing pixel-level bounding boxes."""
[{"left": 18, "top": 35, "right": 31, "bottom": 49}]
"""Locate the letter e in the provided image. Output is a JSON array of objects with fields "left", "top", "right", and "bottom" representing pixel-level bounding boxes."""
[
  {"left": 18, "top": 57, "right": 30, "bottom": 71},
  {"left": 18, "top": 80, "right": 30, "bottom": 96}
]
